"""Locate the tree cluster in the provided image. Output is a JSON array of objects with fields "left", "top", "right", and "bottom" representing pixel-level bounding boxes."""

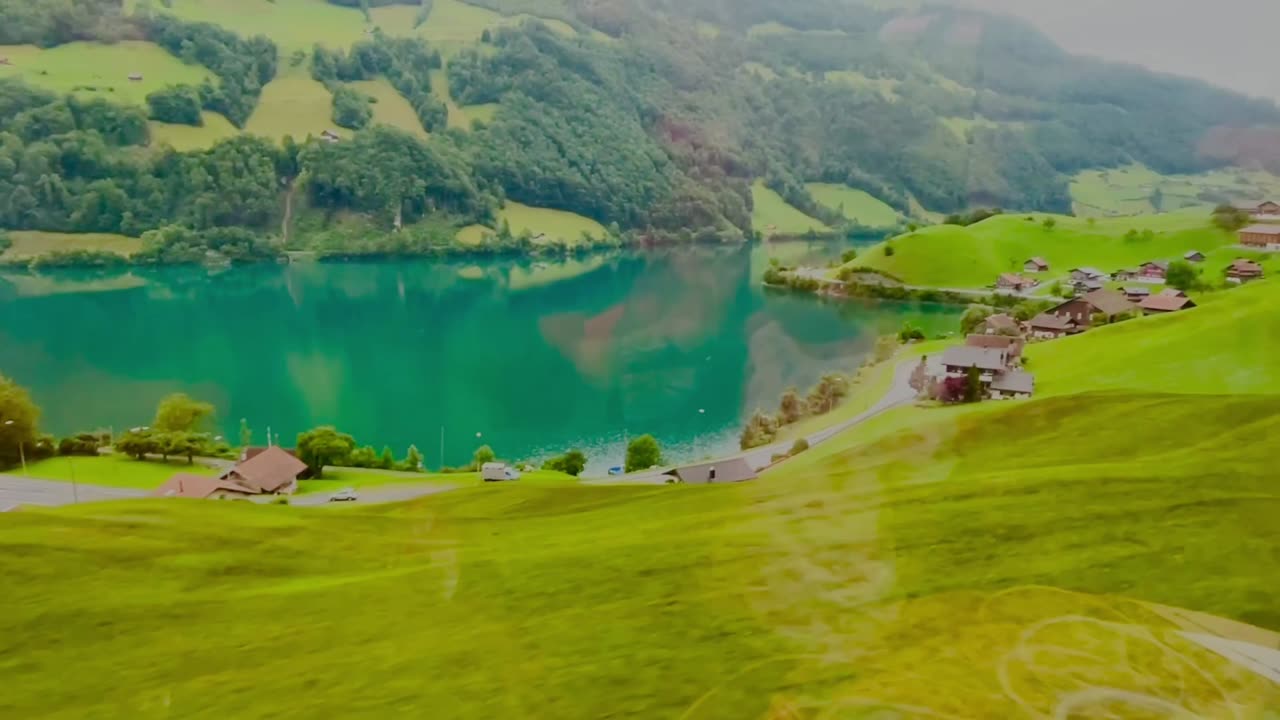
[
  {"left": 542, "top": 449, "right": 587, "bottom": 476},
  {"left": 311, "top": 35, "right": 448, "bottom": 133},
  {"left": 740, "top": 373, "right": 850, "bottom": 450}
]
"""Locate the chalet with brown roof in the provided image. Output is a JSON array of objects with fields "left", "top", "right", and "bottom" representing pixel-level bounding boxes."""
[
  {"left": 965, "top": 333, "right": 1022, "bottom": 360},
  {"left": 1137, "top": 261, "right": 1169, "bottom": 282},
  {"left": 1236, "top": 200, "right": 1280, "bottom": 218},
  {"left": 996, "top": 273, "right": 1036, "bottom": 291},
  {"left": 979, "top": 312, "right": 1021, "bottom": 336},
  {"left": 941, "top": 346, "right": 1009, "bottom": 385},
  {"left": 219, "top": 445, "right": 307, "bottom": 494},
  {"left": 1138, "top": 292, "right": 1196, "bottom": 314},
  {"left": 1226, "top": 258, "right": 1265, "bottom": 283},
  {"left": 1023, "top": 257, "right": 1049, "bottom": 273},
  {"left": 1047, "top": 289, "right": 1135, "bottom": 327},
  {"left": 1122, "top": 285, "right": 1151, "bottom": 300},
  {"left": 1239, "top": 224, "right": 1280, "bottom": 249},
  {"left": 989, "top": 370, "right": 1034, "bottom": 400},
  {"left": 1070, "top": 267, "right": 1108, "bottom": 283},
  {"left": 153, "top": 474, "right": 258, "bottom": 500},
  {"left": 1028, "top": 312, "right": 1078, "bottom": 339},
  {"left": 1183, "top": 250, "right": 1205, "bottom": 263}
]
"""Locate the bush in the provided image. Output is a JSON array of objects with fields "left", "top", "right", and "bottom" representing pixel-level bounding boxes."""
[
  {"left": 898, "top": 321, "right": 925, "bottom": 343},
  {"left": 542, "top": 449, "right": 587, "bottom": 476},
  {"left": 840, "top": 248, "right": 857, "bottom": 263},
  {"left": 883, "top": 243, "right": 895, "bottom": 257},
  {"left": 146, "top": 84, "right": 203, "bottom": 126},
  {"left": 789, "top": 438, "right": 809, "bottom": 455},
  {"left": 331, "top": 85, "right": 373, "bottom": 130},
  {"left": 625, "top": 435, "right": 662, "bottom": 472},
  {"left": 271, "top": 494, "right": 290, "bottom": 505},
  {"left": 57, "top": 433, "right": 103, "bottom": 457}
]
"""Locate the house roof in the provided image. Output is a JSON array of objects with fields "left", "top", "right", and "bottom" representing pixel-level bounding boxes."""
[
  {"left": 981, "top": 313, "right": 1020, "bottom": 333},
  {"left": 1156, "top": 288, "right": 1187, "bottom": 298},
  {"left": 998, "top": 273, "right": 1028, "bottom": 285},
  {"left": 1228, "top": 258, "right": 1264, "bottom": 274},
  {"left": 1071, "top": 267, "right": 1107, "bottom": 279},
  {"left": 1081, "top": 289, "right": 1136, "bottom": 316},
  {"left": 1240, "top": 224, "right": 1280, "bottom": 235},
  {"left": 1139, "top": 294, "right": 1195, "bottom": 312},
  {"left": 671, "top": 457, "right": 757, "bottom": 484},
  {"left": 1142, "top": 260, "right": 1170, "bottom": 271},
  {"left": 941, "top": 345, "right": 1008, "bottom": 372},
  {"left": 965, "top": 334, "right": 1017, "bottom": 351},
  {"left": 1025, "top": 257, "right": 1048, "bottom": 268},
  {"left": 990, "top": 370, "right": 1034, "bottom": 395},
  {"left": 223, "top": 446, "right": 307, "bottom": 493},
  {"left": 153, "top": 473, "right": 258, "bottom": 499},
  {"left": 1184, "top": 250, "right": 1204, "bottom": 259},
  {"left": 1029, "top": 312, "right": 1075, "bottom": 331},
  {"left": 1121, "top": 286, "right": 1151, "bottom": 296}
]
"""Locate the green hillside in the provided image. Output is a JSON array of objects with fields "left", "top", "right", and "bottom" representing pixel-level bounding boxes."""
[
  {"left": 1071, "top": 164, "right": 1280, "bottom": 217},
  {"left": 805, "top": 182, "right": 899, "bottom": 227},
  {"left": 5, "top": 277, "right": 1280, "bottom": 715},
  {"left": 0, "top": 40, "right": 214, "bottom": 105},
  {"left": 848, "top": 210, "right": 1234, "bottom": 288},
  {"left": 751, "top": 181, "right": 830, "bottom": 236}
]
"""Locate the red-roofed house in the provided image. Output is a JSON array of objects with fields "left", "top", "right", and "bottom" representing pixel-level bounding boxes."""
[
  {"left": 153, "top": 474, "right": 258, "bottom": 500},
  {"left": 1226, "top": 259, "right": 1265, "bottom": 283},
  {"left": 1138, "top": 293, "right": 1196, "bottom": 314},
  {"left": 996, "top": 273, "right": 1037, "bottom": 291},
  {"left": 1023, "top": 257, "right": 1049, "bottom": 273}
]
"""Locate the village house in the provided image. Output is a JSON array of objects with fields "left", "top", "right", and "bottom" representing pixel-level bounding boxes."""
[
  {"left": 1073, "top": 278, "right": 1104, "bottom": 293},
  {"left": 1226, "top": 258, "right": 1265, "bottom": 283},
  {"left": 219, "top": 445, "right": 308, "bottom": 494},
  {"left": 989, "top": 370, "right": 1035, "bottom": 400},
  {"left": 1112, "top": 268, "right": 1138, "bottom": 282},
  {"left": 320, "top": 129, "right": 342, "bottom": 143},
  {"left": 1135, "top": 261, "right": 1169, "bottom": 283},
  {"left": 1239, "top": 224, "right": 1280, "bottom": 250},
  {"left": 1023, "top": 257, "right": 1049, "bottom": 273},
  {"left": 1183, "top": 250, "right": 1205, "bottom": 263},
  {"left": 1138, "top": 288, "right": 1196, "bottom": 314},
  {"left": 1069, "top": 267, "right": 1108, "bottom": 283},
  {"left": 941, "top": 346, "right": 1010, "bottom": 385},
  {"left": 152, "top": 474, "right": 258, "bottom": 500},
  {"left": 965, "top": 333, "right": 1023, "bottom": 362},
  {"left": 1028, "top": 312, "right": 1078, "bottom": 339},
  {"left": 979, "top": 312, "right": 1021, "bottom": 336},
  {"left": 1047, "top": 288, "right": 1135, "bottom": 326},
  {"left": 996, "top": 273, "right": 1037, "bottom": 292},
  {"left": 667, "top": 457, "right": 757, "bottom": 484},
  {"left": 128, "top": 72, "right": 143, "bottom": 81},
  {"left": 1121, "top": 285, "right": 1151, "bottom": 301},
  {"left": 1235, "top": 200, "right": 1280, "bottom": 220}
]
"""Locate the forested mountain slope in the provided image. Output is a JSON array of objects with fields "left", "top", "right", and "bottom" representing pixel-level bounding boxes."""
[{"left": 1, "top": 0, "right": 1277, "bottom": 260}]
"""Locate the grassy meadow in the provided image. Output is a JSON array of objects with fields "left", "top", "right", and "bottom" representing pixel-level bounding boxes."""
[
  {"left": 847, "top": 209, "right": 1236, "bottom": 288},
  {"left": 0, "top": 41, "right": 214, "bottom": 106},
  {"left": 246, "top": 64, "right": 335, "bottom": 142},
  {"left": 499, "top": 201, "right": 607, "bottom": 243},
  {"left": 1070, "top": 163, "right": 1280, "bottom": 217},
  {"left": 349, "top": 79, "right": 429, "bottom": 138},
  {"left": 128, "top": 0, "right": 367, "bottom": 52},
  {"left": 149, "top": 111, "right": 240, "bottom": 150},
  {"left": 20, "top": 455, "right": 218, "bottom": 489},
  {"left": 805, "top": 183, "right": 899, "bottom": 227},
  {"left": 0, "top": 231, "right": 143, "bottom": 260},
  {"left": 751, "top": 181, "right": 831, "bottom": 237}
]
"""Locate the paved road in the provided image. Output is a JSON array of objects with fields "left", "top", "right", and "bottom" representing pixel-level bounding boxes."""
[
  {"left": 289, "top": 483, "right": 460, "bottom": 507},
  {"left": 740, "top": 357, "right": 922, "bottom": 470},
  {"left": 0, "top": 476, "right": 147, "bottom": 510}
]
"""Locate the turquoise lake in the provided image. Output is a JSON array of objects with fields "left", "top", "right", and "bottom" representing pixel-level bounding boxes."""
[{"left": 0, "top": 244, "right": 961, "bottom": 471}]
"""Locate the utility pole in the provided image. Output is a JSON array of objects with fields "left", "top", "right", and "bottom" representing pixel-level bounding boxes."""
[{"left": 439, "top": 426, "right": 445, "bottom": 470}]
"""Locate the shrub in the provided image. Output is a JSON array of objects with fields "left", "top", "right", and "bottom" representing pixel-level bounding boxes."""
[
  {"left": 57, "top": 433, "right": 103, "bottom": 457},
  {"left": 789, "top": 438, "right": 809, "bottom": 455},
  {"left": 542, "top": 449, "right": 587, "bottom": 476},
  {"left": 271, "top": 494, "right": 290, "bottom": 505},
  {"left": 883, "top": 243, "right": 895, "bottom": 257},
  {"left": 625, "top": 435, "right": 662, "bottom": 472}
]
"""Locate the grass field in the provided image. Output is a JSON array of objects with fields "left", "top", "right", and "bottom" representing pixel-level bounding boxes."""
[
  {"left": 846, "top": 209, "right": 1235, "bottom": 289},
  {"left": 149, "top": 111, "right": 239, "bottom": 150},
  {"left": 349, "top": 79, "right": 428, "bottom": 138},
  {"left": 0, "top": 231, "right": 143, "bottom": 260},
  {"left": 805, "top": 183, "right": 899, "bottom": 227},
  {"left": 1070, "top": 164, "right": 1280, "bottom": 217},
  {"left": 429, "top": 67, "right": 497, "bottom": 130},
  {"left": 246, "top": 64, "right": 334, "bottom": 143},
  {"left": 4, "top": 269, "right": 1280, "bottom": 715},
  {"left": 130, "top": 0, "right": 366, "bottom": 52},
  {"left": 751, "top": 180, "right": 831, "bottom": 237},
  {"left": 20, "top": 455, "right": 218, "bottom": 489},
  {"left": 0, "top": 41, "right": 214, "bottom": 107},
  {"left": 499, "top": 201, "right": 606, "bottom": 243}
]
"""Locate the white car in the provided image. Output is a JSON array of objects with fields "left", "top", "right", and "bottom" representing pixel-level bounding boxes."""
[{"left": 328, "top": 488, "right": 359, "bottom": 502}]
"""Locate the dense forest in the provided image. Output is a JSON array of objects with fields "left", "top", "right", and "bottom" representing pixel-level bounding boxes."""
[{"left": 2, "top": 0, "right": 1278, "bottom": 262}]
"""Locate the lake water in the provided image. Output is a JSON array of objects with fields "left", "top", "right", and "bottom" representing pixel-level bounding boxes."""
[{"left": 0, "top": 243, "right": 960, "bottom": 472}]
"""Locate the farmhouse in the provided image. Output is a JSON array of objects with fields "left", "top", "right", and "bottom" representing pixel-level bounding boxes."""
[
  {"left": 1113, "top": 268, "right": 1137, "bottom": 282},
  {"left": 1069, "top": 267, "right": 1108, "bottom": 283},
  {"left": 1023, "top": 257, "right": 1049, "bottom": 273},
  {"left": 1028, "top": 312, "right": 1078, "bottom": 339},
  {"left": 1136, "top": 261, "right": 1169, "bottom": 283},
  {"left": 1235, "top": 200, "right": 1280, "bottom": 220},
  {"left": 128, "top": 72, "right": 143, "bottom": 81},
  {"left": 320, "top": 129, "right": 342, "bottom": 143},
  {"left": 996, "top": 273, "right": 1036, "bottom": 291},
  {"left": 979, "top": 312, "right": 1020, "bottom": 336},
  {"left": 668, "top": 457, "right": 757, "bottom": 484},
  {"left": 1047, "top": 289, "right": 1135, "bottom": 326},
  {"left": 1239, "top": 224, "right": 1280, "bottom": 249},
  {"left": 1226, "top": 258, "right": 1265, "bottom": 283},
  {"left": 219, "top": 445, "right": 307, "bottom": 494},
  {"left": 941, "top": 346, "right": 1009, "bottom": 384},
  {"left": 152, "top": 474, "right": 258, "bottom": 500},
  {"left": 1122, "top": 285, "right": 1151, "bottom": 301},
  {"left": 1183, "top": 250, "right": 1205, "bottom": 262},
  {"left": 989, "top": 370, "right": 1034, "bottom": 400},
  {"left": 965, "top": 333, "right": 1023, "bottom": 361},
  {"left": 1138, "top": 291, "right": 1196, "bottom": 314}
]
